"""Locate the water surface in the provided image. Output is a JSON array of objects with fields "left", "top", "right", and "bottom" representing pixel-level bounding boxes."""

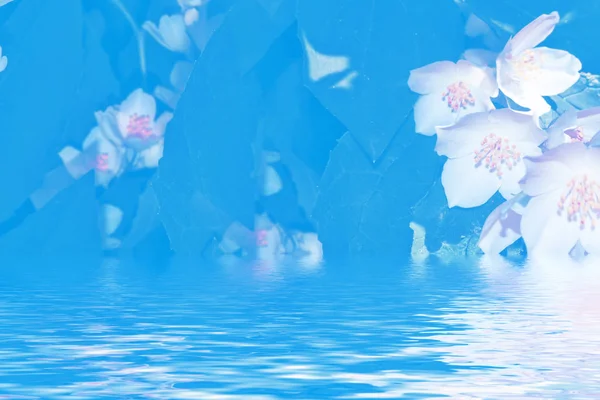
[{"left": 0, "top": 256, "right": 598, "bottom": 399}]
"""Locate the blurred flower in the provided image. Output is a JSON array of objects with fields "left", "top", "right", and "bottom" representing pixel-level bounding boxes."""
[
  {"left": 101, "top": 204, "right": 124, "bottom": 250},
  {"left": 408, "top": 60, "right": 498, "bottom": 135},
  {"left": 0, "top": 46, "right": 6, "bottom": 73},
  {"left": 293, "top": 232, "right": 323, "bottom": 268},
  {"left": 520, "top": 142, "right": 600, "bottom": 257},
  {"left": 435, "top": 109, "right": 545, "bottom": 208},
  {"left": 255, "top": 214, "right": 284, "bottom": 262},
  {"left": 177, "top": 0, "right": 205, "bottom": 25},
  {"left": 154, "top": 61, "right": 194, "bottom": 109},
  {"left": 114, "top": 89, "right": 173, "bottom": 151},
  {"left": 546, "top": 107, "right": 600, "bottom": 149},
  {"left": 496, "top": 11, "right": 581, "bottom": 116},
  {"left": 183, "top": 2, "right": 225, "bottom": 53},
  {"left": 178, "top": 0, "right": 206, "bottom": 10},
  {"left": 170, "top": 61, "right": 194, "bottom": 92},
  {"left": 183, "top": 8, "right": 200, "bottom": 26},
  {"left": 133, "top": 139, "right": 164, "bottom": 170},
  {"left": 59, "top": 125, "right": 126, "bottom": 188},
  {"left": 83, "top": 127, "right": 126, "bottom": 187},
  {"left": 256, "top": 229, "right": 269, "bottom": 247},
  {"left": 143, "top": 14, "right": 191, "bottom": 54}
]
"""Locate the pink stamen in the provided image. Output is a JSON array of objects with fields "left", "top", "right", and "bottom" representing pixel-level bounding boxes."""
[
  {"left": 256, "top": 230, "right": 268, "bottom": 247},
  {"left": 96, "top": 153, "right": 109, "bottom": 172},
  {"left": 441, "top": 81, "right": 475, "bottom": 113},
  {"left": 126, "top": 113, "right": 153, "bottom": 139},
  {"left": 557, "top": 174, "right": 600, "bottom": 230},
  {"left": 473, "top": 133, "right": 521, "bottom": 178},
  {"left": 513, "top": 49, "right": 541, "bottom": 80}
]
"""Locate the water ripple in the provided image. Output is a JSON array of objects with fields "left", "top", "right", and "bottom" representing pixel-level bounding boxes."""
[{"left": 0, "top": 257, "right": 598, "bottom": 398}]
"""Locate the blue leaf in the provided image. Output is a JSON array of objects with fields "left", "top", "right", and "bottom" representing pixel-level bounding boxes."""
[
  {"left": 297, "top": 0, "right": 466, "bottom": 162},
  {"left": 0, "top": 0, "right": 85, "bottom": 222},
  {"left": 154, "top": 0, "right": 296, "bottom": 254},
  {"left": 0, "top": 174, "right": 102, "bottom": 257},
  {"left": 312, "top": 127, "right": 441, "bottom": 259}
]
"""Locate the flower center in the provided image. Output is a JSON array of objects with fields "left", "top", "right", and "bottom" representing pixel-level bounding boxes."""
[
  {"left": 565, "top": 126, "right": 587, "bottom": 143},
  {"left": 256, "top": 230, "right": 269, "bottom": 247},
  {"left": 511, "top": 49, "right": 541, "bottom": 81},
  {"left": 441, "top": 81, "right": 475, "bottom": 112},
  {"left": 96, "top": 153, "right": 109, "bottom": 172},
  {"left": 557, "top": 174, "right": 600, "bottom": 230},
  {"left": 473, "top": 133, "right": 521, "bottom": 178},
  {"left": 126, "top": 113, "right": 153, "bottom": 139}
]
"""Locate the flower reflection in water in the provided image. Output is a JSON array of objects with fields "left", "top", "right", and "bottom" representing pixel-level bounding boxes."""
[
  {"left": 0, "top": 256, "right": 597, "bottom": 399},
  {"left": 397, "top": 255, "right": 600, "bottom": 399}
]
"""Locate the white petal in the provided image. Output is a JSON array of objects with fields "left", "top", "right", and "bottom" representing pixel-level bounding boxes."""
[
  {"left": 142, "top": 21, "right": 171, "bottom": 50},
  {"left": 117, "top": 89, "right": 157, "bottom": 141},
  {"left": 58, "top": 146, "right": 83, "bottom": 179},
  {"left": 544, "top": 142, "right": 590, "bottom": 171},
  {"left": 520, "top": 157, "right": 573, "bottom": 196},
  {"left": 135, "top": 141, "right": 164, "bottom": 170},
  {"left": 584, "top": 147, "right": 600, "bottom": 182},
  {"left": 435, "top": 109, "right": 544, "bottom": 159},
  {"left": 435, "top": 111, "right": 491, "bottom": 157},
  {"left": 170, "top": 61, "right": 194, "bottom": 92},
  {"left": 94, "top": 106, "right": 122, "bottom": 145},
  {"left": 154, "top": 86, "right": 180, "bottom": 109},
  {"left": 497, "top": 57, "right": 552, "bottom": 115},
  {"left": 159, "top": 14, "right": 191, "bottom": 53},
  {"left": 456, "top": 59, "right": 498, "bottom": 98},
  {"left": 524, "top": 47, "right": 582, "bottom": 96},
  {"left": 505, "top": 11, "right": 559, "bottom": 56},
  {"left": 545, "top": 109, "right": 577, "bottom": 149},
  {"left": 521, "top": 190, "right": 580, "bottom": 257},
  {"left": 0, "top": 54, "right": 7, "bottom": 73},
  {"left": 96, "top": 138, "right": 124, "bottom": 187},
  {"left": 103, "top": 204, "right": 124, "bottom": 236},
  {"left": 153, "top": 112, "right": 173, "bottom": 138},
  {"left": 296, "top": 233, "right": 323, "bottom": 268},
  {"left": 408, "top": 61, "right": 457, "bottom": 95},
  {"left": 499, "top": 145, "right": 542, "bottom": 199},
  {"left": 184, "top": 8, "right": 200, "bottom": 26},
  {"left": 263, "top": 165, "right": 283, "bottom": 196},
  {"left": 121, "top": 89, "right": 157, "bottom": 118},
  {"left": 178, "top": 0, "right": 204, "bottom": 8},
  {"left": 441, "top": 155, "right": 502, "bottom": 208},
  {"left": 118, "top": 89, "right": 156, "bottom": 121},
  {"left": 414, "top": 93, "right": 457, "bottom": 136},
  {"left": 83, "top": 127, "right": 125, "bottom": 187},
  {"left": 488, "top": 108, "right": 546, "bottom": 145},
  {"left": 478, "top": 202, "right": 522, "bottom": 254}
]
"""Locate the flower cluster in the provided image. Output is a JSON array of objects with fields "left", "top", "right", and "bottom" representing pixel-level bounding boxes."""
[
  {"left": 55, "top": 0, "right": 223, "bottom": 248},
  {"left": 409, "top": 11, "right": 600, "bottom": 261},
  {"left": 144, "top": 0, "right": 224, "bottom": 110},
  {"left": 60, "top": 89, "right": 173, "bottom": 189}
]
